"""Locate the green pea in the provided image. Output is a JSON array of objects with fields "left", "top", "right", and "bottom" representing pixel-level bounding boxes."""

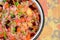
[
  {"left": 4, "top": 32, "right": 7, "bottom": 40},
  {"left": 15, "top": 2, "right": 19, "bottom": 6},
  {"left": 3, "top": 0, "right": 6, "bottom": 2},
  {"left": 0, "top": 32, "right": 2, "bottom": 34},
  {"left": 10, "top": 13, "right": 15, "bottom": 18},
  {"left": 12, "top": 27, "right": 16, "bottom": 34},
  {"left": 21, "top": 31, "right": 26, "bottom": 35}
]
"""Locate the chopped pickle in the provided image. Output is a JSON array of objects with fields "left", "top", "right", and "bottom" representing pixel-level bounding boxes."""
[
  {"left": 26, "top": 8, "right": 33, "bottom": 16},
  {"left": 21, "top": 31, "right": 26, "bottom": 35},
  {"left": 4, "top": 32, "right": 7, "bottom": 40},
  {"left": 3, "top": 0, "right": 6, "bottom": 2},
  {"left": 18, "top": 12, "right": 23, "bottom": 18},
  {"left": 12, "top": 27, "right": 16, "bottom": 34},
  {"left": 15, "top": 2, "right": 19, "bottom": 6},
  {"left": 0, "top": 32, "right": 2, "bottom": 34},
  {"left": 10, "top": 13, "right": 15, "bottom": 18}
]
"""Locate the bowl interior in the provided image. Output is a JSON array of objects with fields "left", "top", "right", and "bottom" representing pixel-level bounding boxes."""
[
  {"left": 0, "top": 0, "right": 44, "bottom": 40},
  {"left": 31, "top": 0, "right": 44, "bottom": 40}
]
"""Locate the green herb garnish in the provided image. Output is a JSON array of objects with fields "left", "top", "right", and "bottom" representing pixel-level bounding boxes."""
[
  {"left": 22, "top": 31, "right": 26, "bottom": 35},
  {"left": 4, "top": 32, "right": 7, "bottom": 40},
  {"left": 13, "top": 27, "right": 16, "bottom": 31},
  {"left": 12, "top": 27, "right": 16, "bottom": 34},
  {"left": 10, "top": 13, "right": 15, "bottom": 18},
  {"left": 15, "top": 2, "right": 19, "bottom": 6},
  {"left": 18, "top": 12, "right": 23, "bottom": 17},
  {"left": 3, "top": 0, "right": 6, "bottom": 2},
  {"left": 2, "top": 13, "right": 6, "bottom": 18},
  {"left": 0, "top": 32, "right": 2, "bottom": 34},
  {"left": 32, "top": 30, "right": 34, "bottom": 32}
]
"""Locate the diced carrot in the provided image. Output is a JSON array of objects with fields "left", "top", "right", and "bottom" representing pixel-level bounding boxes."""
[
  {"left": 15, "top": 19, "right": 20, "bottom": 24},
  {"left": 22, "top": 22, "right": 28, "bottom": 30},
  {"left": 0, "top": 32, "right": 4, "bottom": 37},
  {"left": 0, "top": 25, "right": 3, "bottom": 32},
  {"left": 16, "top": 18, "right": 26, "bottom": 22},
  {"left": 16, "top": 10, "right": 20, "bottom": 13},
  {"left": 33, "top": 27, "right": 37, "bottom": 32},
  {"left": 7, "top": 28, "right": 10, "bottom": 32},
  {"left": 17, "top": 4, "right": 21, "bottom": 9},
  {"left": 15, "top": 18, "right": 26, "bottom": 26},
  {"left": 7, "top": 32, "right": 16, "bottom": 40},
  {"left": 0, "top": 13, "right": 2, "bottom": 18},
  {"left": 23, "top": 5, "right": 28, "bottom": 12},
  {"left": 20, "top": 18, "right": 26, "bottom": 22},
  {"left": 25, "top": 34, "right": 30, "bottom": 40},
  {"left": 26, "top": 17, "right": 32, "bottom": 22},
  {"left": 0, "top": 24, "right": 4, "bottom": 37},
  {"left": 14, "top": 10, "right": 20, "bottom": 15},
  {"left": 10, "top": 36, "right": 16, "bottom": 40},
  {"left": 15, "top": 19, "right": 19, "bottom": 23},
  {"left": 15, "top": 19, "right": 22, "bottom": 26},
  {"left": 4, "top": 2, "right": 9, "bottom": 9},
  {"left": 17, "top": 27, "right": 20, "bottom": 33}
]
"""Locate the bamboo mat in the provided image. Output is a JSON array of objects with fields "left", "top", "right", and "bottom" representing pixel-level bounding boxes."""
[{"left": 37, "top": 0, "right": 60, "bottom": 40}]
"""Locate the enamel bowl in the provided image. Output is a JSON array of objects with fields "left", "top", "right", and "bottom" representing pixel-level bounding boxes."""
[
  {"left": 31, "top": 0, "right": 44, "bottom": 40},
  {"left": 0, "top": 0, "right": 44, "bottom": 40}
]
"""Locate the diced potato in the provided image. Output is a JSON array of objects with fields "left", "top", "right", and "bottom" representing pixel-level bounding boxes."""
[
  {"left": 28, "top": 22, "right": 32, "bottom": 27},
  {"left": 26, "top": 8, "right": 33, "bottom": 16},
  {"left": 22, "top": 22, "right": 27, "bottom": 28},
  {"left": 0, "top": 13, "right": 2, "bottom": 17},
  {"left": 0, "top": 2, "right": 4, "bottom": 5}
]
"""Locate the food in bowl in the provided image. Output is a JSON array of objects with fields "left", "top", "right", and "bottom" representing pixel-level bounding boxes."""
[{"left": 0, "top": 0, "right": 41, "bottom": 40}]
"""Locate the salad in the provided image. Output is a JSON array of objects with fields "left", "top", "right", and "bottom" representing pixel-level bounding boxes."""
[{"left": 0, "top": 0, "right": 41, "bottom": 40}]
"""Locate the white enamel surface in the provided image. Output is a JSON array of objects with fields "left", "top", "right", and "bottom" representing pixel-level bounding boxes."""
[
  {"left": 0, "top": 0, "right": 3, "bottom": 2},
  {"left": 31, "top": 0, "right": 44, "bottom": 40}
]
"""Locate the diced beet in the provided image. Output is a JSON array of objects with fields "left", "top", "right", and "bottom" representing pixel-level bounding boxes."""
[
  {"left": 5, "top": 20, "right": 10, "bottom": 29},
  {"left": 8, "top": 0, "right": 14, "bottom": 5},
  {"left": 20, "top": 15, "right": 24, "bottom": 18},
  {"left": 0, "top": 5, "right": 3, "bottom": 7},
  {"left": 0, "top": 37, "right": 5, "bottom": 40},
  {"left": 28, "top": 27, "right": 33, "bottom": 31},
  {"left": 5, "top": 24, "right": 9, "bottom": 29},
  {"left": 19, "top": 0, "right": 22, "bottom": 3},
  {"left": 0, "top": 5, "right": 3, "bottom": 12},
  {"left": 6, "top": 20, "right": 10, "bottom": 24},
  {"left": 15, "top": 26, "right": 18, "bottom": 32},
  {"left": 32, "top": 22, "right": 36, "bottom": 26},
  {"left": 30, "top": 32, "right": 35, "bottom": 37},
  {"left": 29, "top": 5, "right": 36, "bottom": 10},
  {"left": 38, "top": 14, "right": 41, "bottom": 22}
]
